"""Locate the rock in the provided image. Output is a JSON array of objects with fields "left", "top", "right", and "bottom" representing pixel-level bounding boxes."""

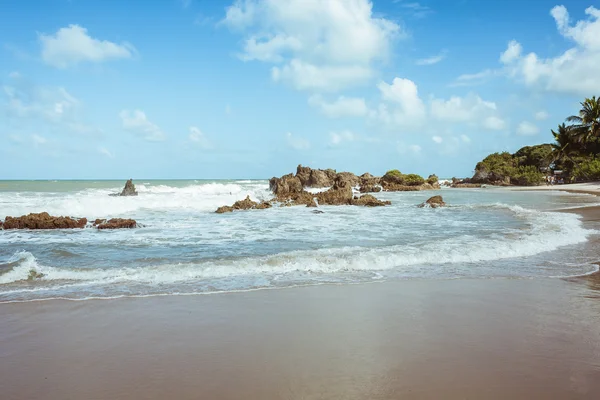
[
  {"left": 269, "top": 174, "right": 303, "bottom": 196},
  {"left": 295, "top": 165, "right": 313, "bottom": 186},
  {"left": 215, "top": 196, "right": 271, "bottom": 213},
  {"left": 315, "top": 175, "right": 354, "bottom": 205},
  {"left": 352, "top": 194, "right": 391, "bottom": 207},
  {"left": 452, "top": 183, "right": 482, "bottom": 188},
  {"left": 306, "top": 199, "right": 318, "bottom": 207},
  {"left": 232, "top": 195, "right": 258, "bottom": 210},
  {"left": 93, "top": 219, "right": 106, "bottom": 226},
  {"left": 308, "top": 169, "right": 334, "bottom": 187},
  {"left": 335, "top": 172, "right": 360, "bottom": 187},
  {"left": 119, "top": 179, "right": 138, "bottom": 196},
  {"left": 311, "top": 210, "right": 324, "bottom": 214},
  {"left": 255, "top": 201, "right": 272, "bottom": 210},
  {"left": 426, "top": 174, "right": 441, "bottom": 189},
  {"left": 96, "top": 218, "right": 137, "bottom": 229},
  {"left": 2, "top": 212, "right": 87, "bottom": 230},
  {"left": 418, "top": 195, "right": 446, "bottom": 208},
  {"left": 359, "top": 184, "right": 382, "bottom": 193}
]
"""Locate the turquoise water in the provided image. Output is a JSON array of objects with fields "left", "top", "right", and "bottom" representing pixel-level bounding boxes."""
[{"left": 1, "top": 180, "right": 599, "bottom": 302}]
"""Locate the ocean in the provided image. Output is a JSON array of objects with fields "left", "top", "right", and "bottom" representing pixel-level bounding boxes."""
[{"left": 1, "top": 180, "right": 599, "bottom": 302}]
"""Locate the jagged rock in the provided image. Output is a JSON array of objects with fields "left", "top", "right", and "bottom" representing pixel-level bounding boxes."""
[
  {"left": 96, "top": 218, "right": 137, "bottom": 229},
  {"left": 335, "top": 172, "right": 360, "bottom": 187},
  {"left": 359, "top": 184, "right": 382, "bottom": 193},
  {"left": 119, "top": 179, "right": 138, "bottom": 196},
  {"left": 352, "top": 194, "right": 391, "bottom": 207},
  {"left": 315, "top": 175, "right": 354, "bottom": 205},
  {"left": 255, "top": 201, "right": 272, "bottom": 210},
  {"left": 2, "top": 212, "right": 87, "bottom": 230},
  {"left": 232, "top": 195, "right": 258, "bottom": 210},
  {"left": 418, "top": 196, "right": 446, "bottom": 208},
  {"left": 308, "top": 169, "right": 334, "bottom": 187},
  {"left": 269, "top": 174, "right": 303, "bottom": 196},
  {"left": 295, "top": 165, "right": 312, "bottom": 186},
  {"left": 215, "top": 196, "right": 271, "bottom": 213}
]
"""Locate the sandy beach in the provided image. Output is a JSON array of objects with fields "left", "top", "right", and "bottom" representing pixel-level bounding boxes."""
[{"left": 1, "top": 186, "right": 600, "bottom": 399}]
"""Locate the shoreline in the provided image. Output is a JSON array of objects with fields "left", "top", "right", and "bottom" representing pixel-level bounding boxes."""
[{"left": 1, "top": 189, "right": 600, "bottom": 399}]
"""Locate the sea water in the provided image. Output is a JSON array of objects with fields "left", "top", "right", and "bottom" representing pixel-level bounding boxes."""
[{"left": 1, "top": 180, "right": 599, "bottom": 302}]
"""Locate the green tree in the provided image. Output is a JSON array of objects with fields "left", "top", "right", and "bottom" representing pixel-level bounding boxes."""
[{"left": 566, "top": 96, "right": 600, "bottom": 144}]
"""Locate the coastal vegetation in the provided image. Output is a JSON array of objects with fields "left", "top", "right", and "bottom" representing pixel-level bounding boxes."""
[{"left": 466, "top": 96, "right": 600, "bottom": 185}]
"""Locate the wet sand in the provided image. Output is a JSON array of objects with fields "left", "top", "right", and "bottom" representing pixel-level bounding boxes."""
[
  {"left": 2, "top": 277, "right": 600, "bottom": 399},
  {"left": 1, "top": 205, "right": 600, "bottom": 399}
]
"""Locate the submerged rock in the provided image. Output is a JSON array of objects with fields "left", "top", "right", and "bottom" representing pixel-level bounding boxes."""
[
  {"left": 215, "top": 196, "right": 271, "bottom": 213},
  {"left": 27, "top": 269, "right": 45, "bottom": 281},
  {"left": 96, "top": 218, "right": 137, "bottom": 229},
  {"left": 351, "top": 194, "right": 391, "bottom": 207},
  {"left": 418, "top": 196, "right": 446, "bottom": 208},
  {"left": 120, "top": 179, "right": 138, "bottom": 196},
  {"left": 2, "top": 212, "right": 87, "bottom": 230}
]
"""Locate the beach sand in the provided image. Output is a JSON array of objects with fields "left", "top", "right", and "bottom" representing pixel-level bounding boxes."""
[{"left": 1, "top": 196, "right": 600, "bottom": 399}]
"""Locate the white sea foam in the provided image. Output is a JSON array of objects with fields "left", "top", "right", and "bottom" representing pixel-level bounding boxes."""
[{"left": 1, "top": 205, "right": 595, "bottom": 288}]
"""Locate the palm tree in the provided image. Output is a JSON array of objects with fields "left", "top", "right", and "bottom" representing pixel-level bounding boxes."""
[
  {"left": 566, "top": 96, "right": 600, "bottom": 144},
  {"left": 550, "top": 123, "right": 584, "bottom": 175}
]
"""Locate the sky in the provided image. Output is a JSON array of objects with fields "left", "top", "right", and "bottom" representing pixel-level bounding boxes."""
[{"left": 1, "top": 0, "right": 599, "bottom": 179}]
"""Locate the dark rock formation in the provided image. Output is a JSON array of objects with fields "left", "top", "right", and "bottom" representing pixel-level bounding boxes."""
[
  {"left": 335, "top": 172, "right": 360, "bottom": 187},
  {"left": 359, "top": 184, "right": 382, "bottom": 193},
  {"left": 96, "top": 218, "right": 137, "bottom": 229},
  {"left": 255, "top": 201, "right": 272, "bottom": 210},
  {"left": 351, "top": 194, "right": 391, "bottom": 207},
  {"left": 315, "top": 175, "right": 354, "bottom": 205},
  {"left": 418, "top": 196, "right": 446, "bottom": 208},
  {"left": 119, "top": 179, "right": 138, "bottom": 196},
  {"left": 216, "top": 206, "right": 234, "bottom": 214},
  {"left": 1, "top": 212, "right": 87, "bottom": 230},
  {"left": 294, "top": 165, "right": 338, "bottom": 188},
  {"left": 311, "top": 210, "right": 324, "bottom": 214}
]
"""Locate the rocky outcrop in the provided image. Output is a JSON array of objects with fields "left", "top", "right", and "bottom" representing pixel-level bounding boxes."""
[
  {"left": 269, "top": 174, "right": 303, "bottom": 196},
  {"left": 359, "top": 184, "right": 382, "bottom": 193},
  {"left": 120, "top": 179, "right": 138, "bottom": 196},
  {"left": 358, "top": 173, "right": 382, "bottom": 193},
  {"left": 215, "top": 196, "right": 272, "bottom": 213},
  {"left": 351, "top": 194, "right": 391, "bottom": 207},
  {"left": 335, "top": 172, "right": 360, "bottom": 187},
  {"left": 95, "top": 218, "right": 137, "bottom": 229},
  {"left": 2, "top": 212, "right": 87, "bottom": 230},
  {"left": 315, "top": 175, "right": 354, "bottom": 205},
  {"left": 418, "top": 196, "right": 446, "bottom": 208}
]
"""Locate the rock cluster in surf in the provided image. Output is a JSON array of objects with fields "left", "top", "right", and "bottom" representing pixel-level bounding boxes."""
[
  {"left": 0, "top": 213, "right": 138, "bottom": 230},
  {"left": 110, "top": 179, "right": 139, "bottom": 196},
  {"left": 215, "top": 165, "right": 439, "bottom": 213},
  {"left": 418, "top": 195, "right": 446, "bottom": 208}
]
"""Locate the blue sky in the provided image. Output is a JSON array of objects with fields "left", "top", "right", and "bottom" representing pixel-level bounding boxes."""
[{"left": 1, "top": 0, "right": 599, "bottom": 179}]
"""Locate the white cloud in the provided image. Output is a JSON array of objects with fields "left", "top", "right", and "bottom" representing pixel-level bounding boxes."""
[
  {"left": 460, "top": 134, "right": 471, "bottom": 143},
  {"left": 432, "top": 135, "right": 443, "bottom": 144},
  {"left": 223, "top": 0, "right": 401, "bottom": 92},
  {"left": 534, "top": 110, "right": 549, "bottom": 120},
  {"left": 286, "top": 132, "right": 310, "bottom": 150},
  {"left": 409, "top": 144, "right": 422, "bottom": 154},
  {"left": 329, "top": 130, "right": 356, "bottom": 145},
  {"left": 397, "top": 141, "right": 422, "bottom": 155},
  {"left": 483, "top": 116, "right": 507, "bottom": 131},
  {"left": 451, "top": 69, "right": 497, "bottom": 87},
  {"left": 500, "top": 6, "right": 600, "bottom": 95},
  {"left": 39, "top": 25, "right": 135, "bottom": 69},
  {"left": 516, "top": 121, "right": 539, "bottom": 136},
  {"left": 98, "top": 147, "right": 115, "bottom": 158},
  {"left": 119, "top": 110, "right": 165, "bottom": 141},
  {"left": 431, "top": 94, "right": 494, "bottom": 121},
  {"left": 500, "top": 40, "right": 522, "bottom": 64},
  {"left": 188, "top": 126, "right": 212, "bottom": 149},
  {"left": 308, "top": 94, "right": 368, "bottom": 118},
  {"left": 374, "top": 77, "right": 426, "bottom": 127},
  {"left": 271, "top": 59, "right": 373, "bottom": 92},
  {"left": 32, "top": 134, "right": 47, "bottom": 146},
  {"left": 416, "top": 51, "right": 446, "bottom": 66}
]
